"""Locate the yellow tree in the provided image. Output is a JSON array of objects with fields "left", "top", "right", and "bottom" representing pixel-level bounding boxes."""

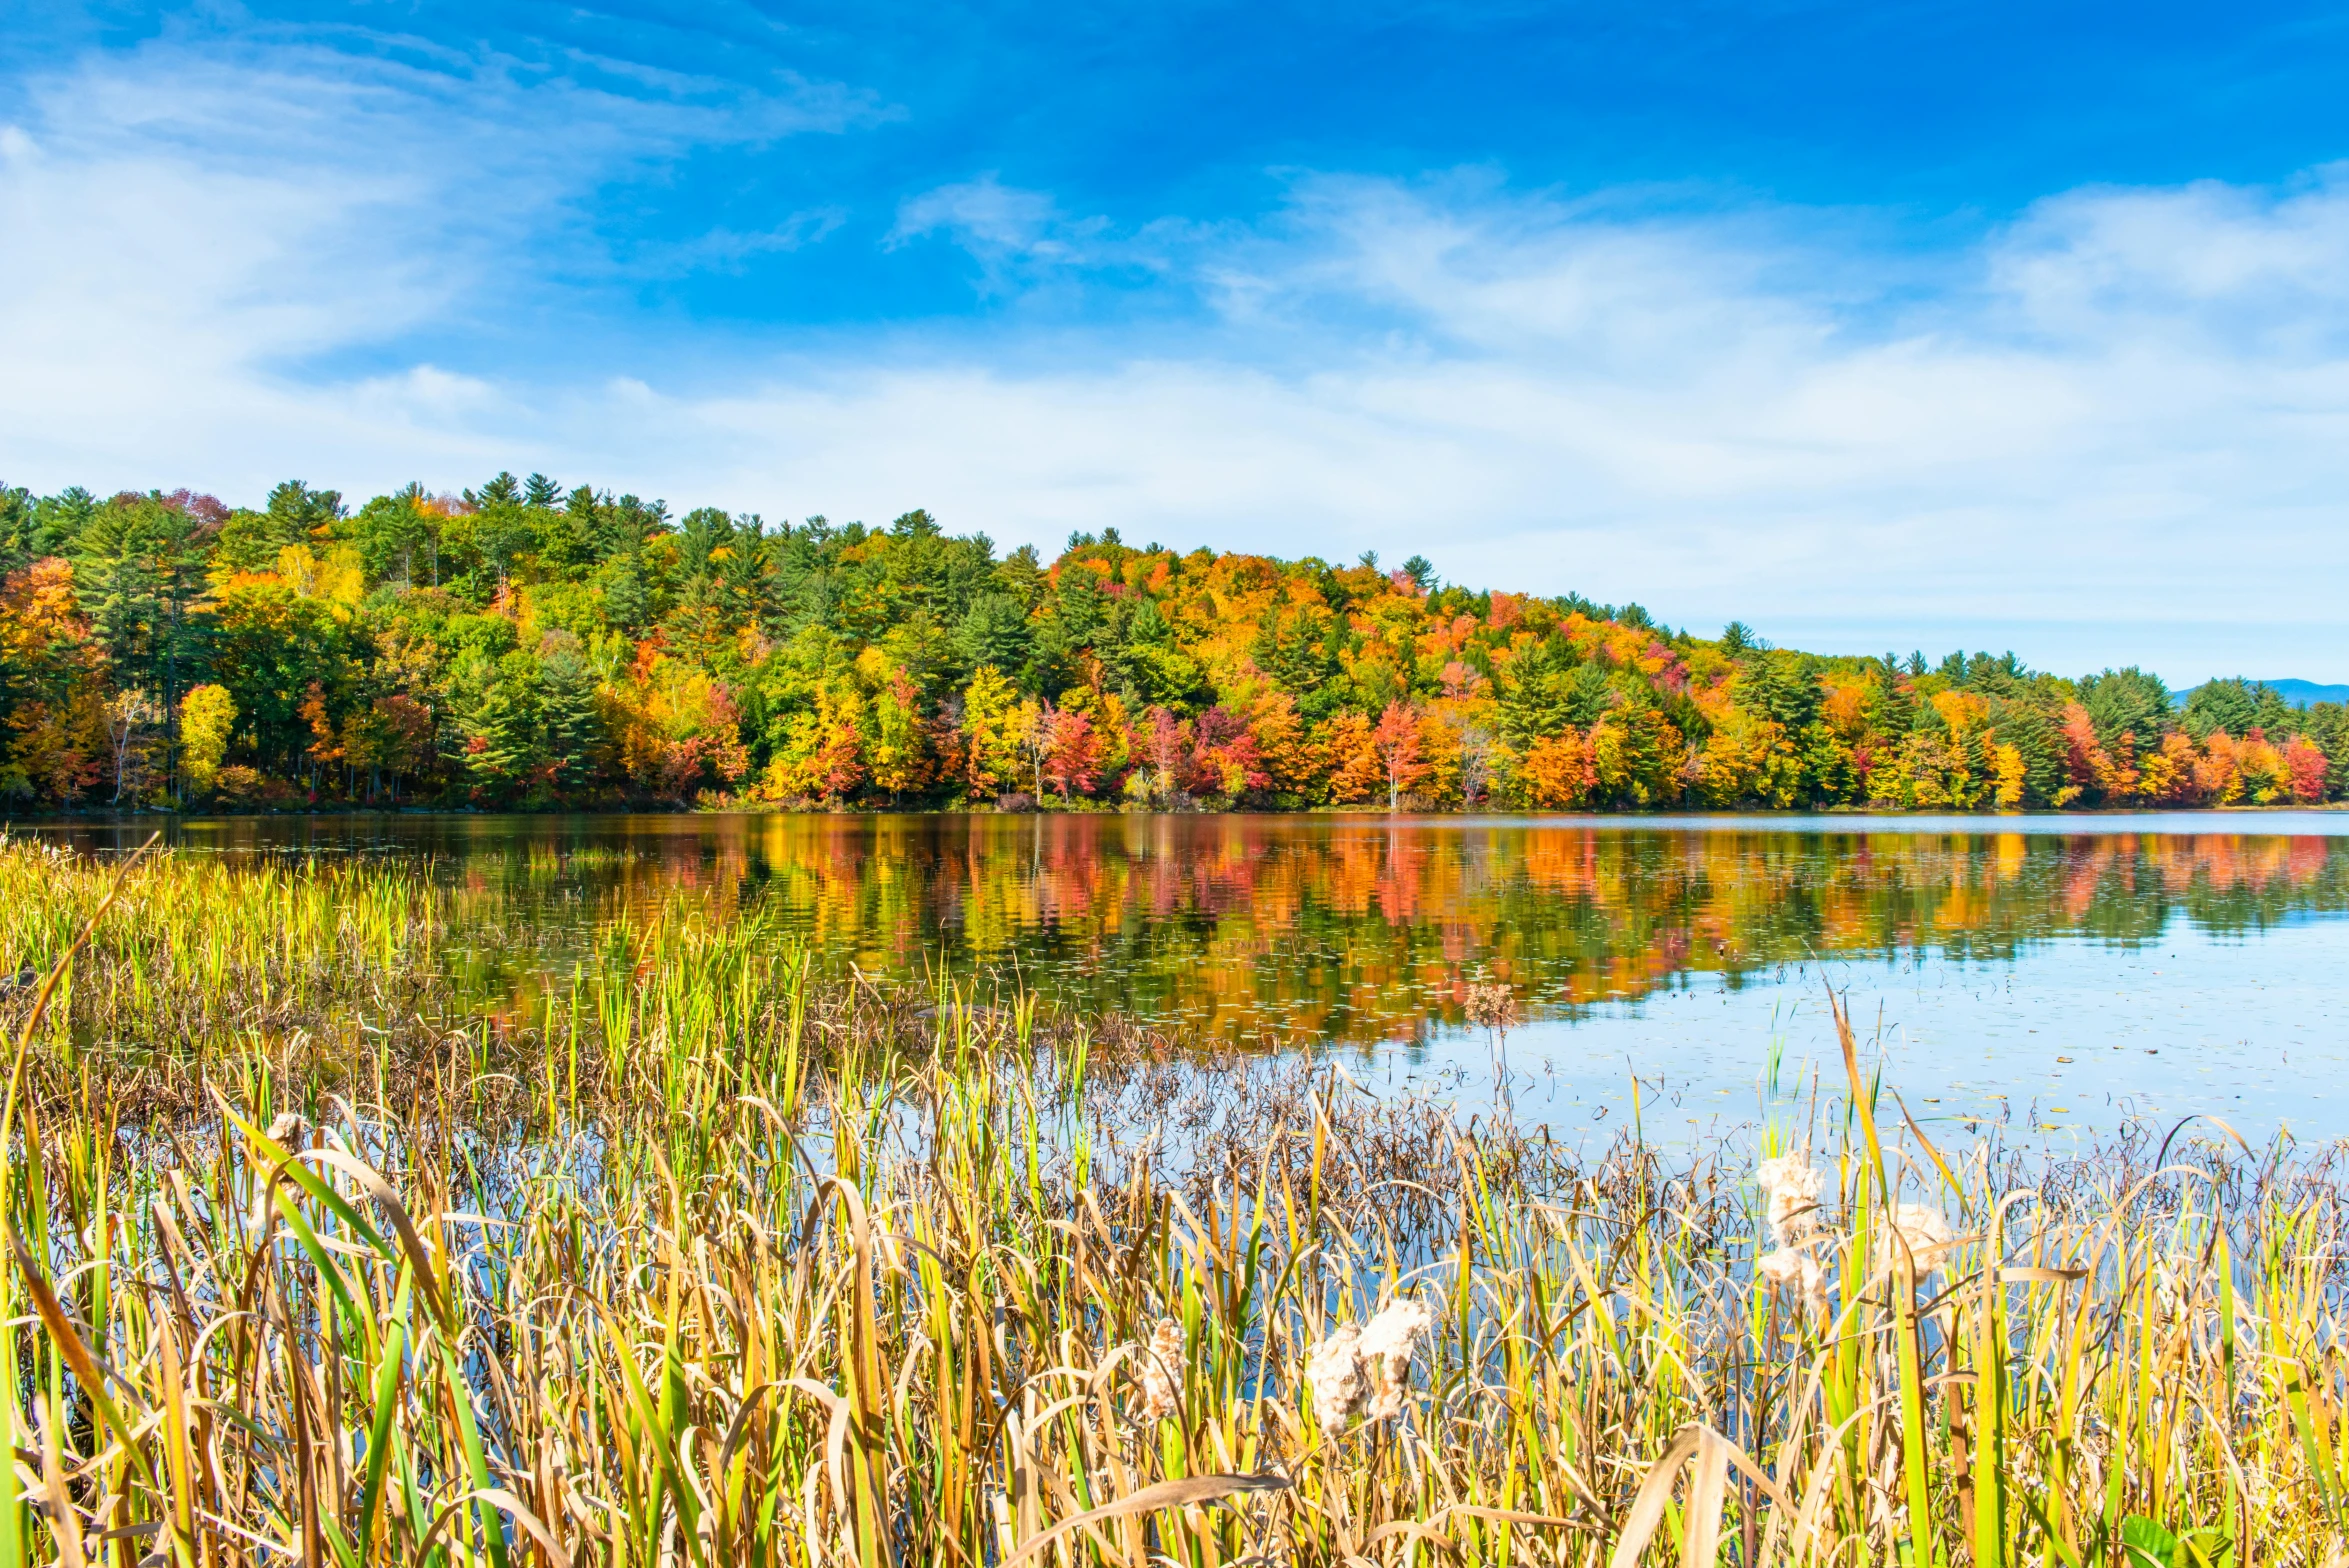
[
  {"left": 1058, "top": 681, "right": 1133, "bottom": 786},
  {"left": 959, "top": 665, "right": 1031, "bottom": 797},
  {"left": 761, "top": 681, "right": 866, "bottom": 801},
  {"left": 178, "top": 684, "right": 237, "bottom": 796},
  {"left": 856, "top": 648, "right": 931, "bottom": 800}
]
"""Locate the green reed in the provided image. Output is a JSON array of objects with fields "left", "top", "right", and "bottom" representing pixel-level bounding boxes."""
[{"left": 0, "top": 840, "right": 2344, "bottom": 1566}]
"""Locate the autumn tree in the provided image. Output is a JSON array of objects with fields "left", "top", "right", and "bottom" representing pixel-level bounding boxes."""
[
  {"left": 178, "top": 685, "right": 236, "bottom": 796},
  {"left": 1370, "top": 701, "right": 1429, "bottom": 809},
  {"left": 0, "top": 559, "right": 106, "bottom": 802},
  {"left": 1042, "top": 706, "right": 1101, "bottom": 798},
  {"left": 1188, "top": 706, "right": 1268, "bottom": 801},
  {"left": 1517, "top": 730, "right": 1596, "bottom": 809},
  {"left": 0, "top": 468, "right": 2335, "bottom": 814},
  {"left": 960, "top": 666, "right": 1029, "bottom": 798}
]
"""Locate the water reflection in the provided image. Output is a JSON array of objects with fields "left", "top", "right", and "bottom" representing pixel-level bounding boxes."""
[{"left": 20, "top": 811, "right": 2349, "bottom": 1047}]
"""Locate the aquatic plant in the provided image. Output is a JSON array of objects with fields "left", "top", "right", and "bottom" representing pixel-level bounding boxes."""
[{"left": 0, "top": 842, "right": 2344, "bottom": 1565}]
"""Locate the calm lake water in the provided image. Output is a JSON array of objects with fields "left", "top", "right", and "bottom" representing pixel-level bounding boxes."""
[{"left": 21, "top": 810, "right": 2349, "bottom": 1144}]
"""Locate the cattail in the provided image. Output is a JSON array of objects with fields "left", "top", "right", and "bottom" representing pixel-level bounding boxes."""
[
  {"left": 1306, "top": 1297, "right": 1432, "bottom": 1428},
  {"left": 1132, "top": 1316, "right": 1184, "bottom": 1423},
  {"left": 1755, "top": 1154, "right": 1824, "bottom": 1246},
  {"left": 1304, "top": 1324, "right": 1368, "bottom": 1428},
  {"left": 1874, "top": 1202, "right": 1957, "bottom": 1276},
  {"left": 246, "top": 1112, "right": 314, "bottom": 1232},
  {"left": 2150, "top": 1259, "right": 2194, "bottom": 1329},
  {"left": 1358, "top": 1298, "right": 1433, "bottom": 1421},
  {"left": 1757, "top": 1245, "right": 1827, "bottom": 1314},
  {"left": 1464, "top": 981, "right": 1516, "bottom": 1034}
]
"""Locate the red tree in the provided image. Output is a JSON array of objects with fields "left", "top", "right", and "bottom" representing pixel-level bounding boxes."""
[
  {"left": 1371, "top": 701, "right": 1429, "bottom": 808},
  {"left": 2285, "top": 734, "right": 2331, "bottom": 803},
  {"left": 1187, "top": 705, "right": 1268, "bottom": 799},
  {"left": 1043, "top": 707, "right": 1102, "bottom": 797}
]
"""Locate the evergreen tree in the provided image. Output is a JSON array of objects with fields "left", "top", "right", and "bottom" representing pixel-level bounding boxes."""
[
  {"left": 2080, "top": 667, "right": 2172, "bottom": 756},
  {"left": 465, "top": 651, "right": 543, "bottom": 799},
  {"left": 598, "top": 536, "right": 658, "bottom": 637},
  {"left": 1741, "top": 651, "right": 1827, "bottom": 803},
  {"left": 2254, "top": 683, "right": 2296, "bottom": 735},
  {"left": 1993, "top": 700, "right": 2063, "bottom": 806},
  {"left": 1742, "top": 652, "right": 1823, "bottom": 732},
  {"left": 349, "top": 487, "right": 435, "bottom": 585},
  {"left": 539, "top": 639, "right": 603, "bottom": 793},
  {"left": 955, "top": 593, "right": 1032, "bottom": 679},
  {"left": 1251, "top": 604, "right": 1346, "bottom": 724},
  {"left": 1873, "top": 654, "right": 1916, "bottom": 735},
  {"left": 33, "top": 487, "right": 97, "bottom": 555},
  {"left": 2182, "top": 678, "right": 2264, "bottom": 738},
  {"left": 1051, "top": 566, "right": 1106, "bottom": 652},
  {"left": 0, "top": 485, "right": 32, "bottom": 578},
  {"left": 70, "top": 495, "right": 164, "bottom": 676},
  {"left": 267, "top": 480, "right": 343, "bottom": 539},
  {"left": 1561, "top": 660, "right": 1615, "bottom": 728},
  {"left": 2303, "top": 704, "right": 2349, "bottom": 800},
  {"left": 469, "top": 472, "right": 533, "bottom": 589},
  {"left": 1499, "top": 637, "right": 1587, "bottom": 743}
]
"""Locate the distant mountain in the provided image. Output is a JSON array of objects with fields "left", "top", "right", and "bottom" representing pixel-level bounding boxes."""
[{"left": 2180, "top": 679, "right": 2349, "bottom": 709}]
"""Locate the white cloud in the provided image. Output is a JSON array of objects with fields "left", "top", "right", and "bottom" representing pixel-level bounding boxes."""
[
  {"left": 4, "top": 32, "right": 2348, "bottom": 679},
  {"left": 888, "top": 174, "right": 1190, "bottom": 299},
  {"left": 639, "top": 175, "right": 2349, "bottom": 676},
  {"left": 0, "top": 22, "right": 869, "bottom": 488},
  {"left": 629, "top": 209, "right": 849, "bottom": 276},
  {"left": 892, "top": 175, "right": 1070, "bottom": 255},
  {"left": 1990, "top": 171, "right": 2349, "bottom": 351}
]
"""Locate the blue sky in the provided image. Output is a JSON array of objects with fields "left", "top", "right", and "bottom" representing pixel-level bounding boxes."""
[{"left": 5, "top": 1, "right": 2349, "bottom": 680}]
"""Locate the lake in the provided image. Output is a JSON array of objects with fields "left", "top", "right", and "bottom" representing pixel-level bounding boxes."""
[{"left": 20, "top": 810, "right": 2349, "bottom": 1144}]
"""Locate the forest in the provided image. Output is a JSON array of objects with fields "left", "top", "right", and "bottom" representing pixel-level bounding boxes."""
[{"left": 2, "top": 475, "right": 2342, "bottom": 813}]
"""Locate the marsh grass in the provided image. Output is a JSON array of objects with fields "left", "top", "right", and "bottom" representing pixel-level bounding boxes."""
[{"left": 0, "top": 840, "right": 2345, "bottom": 1566}]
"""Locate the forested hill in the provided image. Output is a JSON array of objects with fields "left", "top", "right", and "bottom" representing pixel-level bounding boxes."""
[{"left": 2, "top": 476, "right": 2342, "bottom": 813}]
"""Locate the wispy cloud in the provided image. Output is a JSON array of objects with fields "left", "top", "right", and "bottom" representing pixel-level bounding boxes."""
[
  {"left": 628, "top": 209, "right": 851, "bottom": 277},
  {"left": 6, "top": 26, "right": 2349, "bottom": 677},
  {"left": 718, "top": 172, "right": 2349, "bottom": 659},
  {"left": 887, "top": 174, "right": 1204, "bottom": 302},
  {"left": 0, "top": 19, "right": 875, "bottom": 477},
  {"left": 892, "top": 176, "right": 1071, "bottom": 254}
]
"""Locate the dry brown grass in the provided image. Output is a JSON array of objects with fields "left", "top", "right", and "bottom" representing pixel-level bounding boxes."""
[{"left": 1, "top": 840, "right": 2345, "bottom": 1566}]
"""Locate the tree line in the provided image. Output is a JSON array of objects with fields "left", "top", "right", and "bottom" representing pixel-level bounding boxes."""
[{"left": 3, "top": 475, "right": 2342, "bottom": 813}]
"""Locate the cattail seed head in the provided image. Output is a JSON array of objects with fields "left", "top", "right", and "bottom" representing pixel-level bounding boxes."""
[
  {"left": 1757, "top": 1245, "right": 1827, "bottom": 1314},
  {"left": 1306, "top": 1296, "right": 1433, "bottom": 1429},
  {"left": 1464, "top": 982, "right": 1516, "bottom": 1033},
  {"left": 1754, "top": 1154, "right": 1824, "bottom": 1247},
  {"left": 1874, "top": 1201, "right": 1957, "bottom": 1276},
  {"left": 1358, "top": 1298, "right": 1433, "bottom": 1422},
  {"left": 1305, "top": 1324, "right": 1367, "bottom": 1428},
  {"left": 1132, "top": 1316, "right": 1184, "bottom": 1423}
]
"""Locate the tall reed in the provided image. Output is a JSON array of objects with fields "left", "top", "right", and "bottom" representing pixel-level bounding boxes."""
[{"left": 0, "top": 840, "right": 2342, "bottom": 1565}]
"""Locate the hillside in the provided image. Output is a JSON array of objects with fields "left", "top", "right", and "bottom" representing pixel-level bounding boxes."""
[
  {"left": 4, "top": 476, "right": 2345, "bottom": 812},
  {"left": 2183, "top": 678, "right": 2349, "bottom": 710}
]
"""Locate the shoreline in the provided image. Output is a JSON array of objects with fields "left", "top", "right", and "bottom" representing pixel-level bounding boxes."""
[{"left": 10, "top": 798, "right": 2346, "bottom": 823}]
